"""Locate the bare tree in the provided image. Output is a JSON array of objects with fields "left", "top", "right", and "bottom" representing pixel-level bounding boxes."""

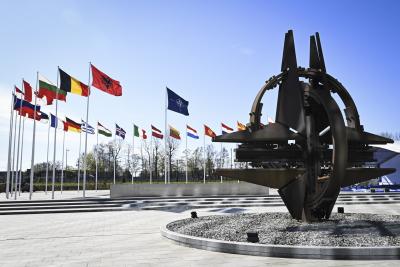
[
  {"left": 107, "top": 139, "right": 123, "bottom": 176},
  {"left": 167, "top": 137, "right": 180, "bottom": 181},
  {"left": 126, "top": 144, "right": 141, "bottom": 182},
  {"left": 205, "top": 144, "right": 217, "bottom": 177}
]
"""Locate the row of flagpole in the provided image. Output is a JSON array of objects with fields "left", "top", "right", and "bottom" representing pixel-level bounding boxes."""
[{"left": 5, "top": 62, "right": 241, "bottom": 200}]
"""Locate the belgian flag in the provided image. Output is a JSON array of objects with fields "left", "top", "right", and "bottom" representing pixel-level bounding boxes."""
[
  {"left": 59, "top": 68, "right": 89, "bottom": 97},
  {"left": 64, "top": 117, "right": 82, "bottom": 133}
]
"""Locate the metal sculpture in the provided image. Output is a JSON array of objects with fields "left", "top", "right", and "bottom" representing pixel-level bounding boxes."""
[{"left": 214, "top": 30, "right": 396, "bottom": 221}]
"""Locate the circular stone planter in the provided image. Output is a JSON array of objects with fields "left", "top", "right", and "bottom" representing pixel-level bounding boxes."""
[{"left": 161, "top": 213, "right": 400, "bottom": 260}]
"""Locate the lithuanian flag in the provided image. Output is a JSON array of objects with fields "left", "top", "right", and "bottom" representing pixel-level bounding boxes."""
[
  {"left": 169, "top": 125, "right": 181, "bottom": 140},
  {"left": 59, "top": 68, "right": 89, "bottom": 97},
  {"left": 64, "top": 117, "right": 81, "bottom": 133}
]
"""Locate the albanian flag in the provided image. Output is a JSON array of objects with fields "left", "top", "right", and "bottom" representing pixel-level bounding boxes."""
[{"left": 91, "top": 64, "right": 122, "bottom": 96}]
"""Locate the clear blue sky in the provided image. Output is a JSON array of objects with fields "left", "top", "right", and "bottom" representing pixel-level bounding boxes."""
[{"left": 0, "top": 0, "right": 399, "bottom": 171}]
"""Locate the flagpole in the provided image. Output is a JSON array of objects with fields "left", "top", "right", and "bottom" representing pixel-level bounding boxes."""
[
  {"left": 113, "top": 126, "right": 116, "bottom": 184},
  {"left": 14, "top": 80, "right": 24, "bottom": 199},
  {"left": 203, "top": 128, "right": 206, "bottom": 184},
  {"left": 52, "top": 68, "right": 60, "bottom": 199},
  {"left": 29, "top": 72, "right": 39, "bottom": 200},
  {"left": 95, "top": 123, "right": 98, "bottom": 191},
  {"left": 11, "top": 96, "right": 18, "bottom": 197},
  {"left": 185, "top": 125, "right": 188, "bottom": 184},
  {"left": 164, "top": 87, "right": 168, "bottom": 184},
  {"left": 140, "top": 139, "right": 144, "bottom": 180},
  {"left": 78, "top": 128, "right": 82, "bottom": 192},
  {"left": 150, "top": 134, "right": 153, "bottom": 184},
  {"left": 220, "top": 142, "right": 223, "bottom": 183},
  {"left": 6, "top": 88, "right": 16, "bottom": 199},
  {"left": 51, "top": 104, "right": 58, "bottom": 200},
  {"left": 18, "top": 117, "right": 25, "bottom": 196},
  {"left": 45, "top": 116, "right": 50, "bottom": 194},
  {"left": 60, "top": 130, "right": 65, "bottom": 194},
  {"left": 83, "top": 62, "right": 91, "bottom": 198},
  {"left": 130, "top": 123, "right": 139, "bottom": 184},
  {"left": 230, "top": 147, "right": 233, "bottom": 169}
]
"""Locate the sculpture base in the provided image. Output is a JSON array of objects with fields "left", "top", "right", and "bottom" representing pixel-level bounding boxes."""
[{"left": 162, "top": 212, "right": 400, "bottom": 260}]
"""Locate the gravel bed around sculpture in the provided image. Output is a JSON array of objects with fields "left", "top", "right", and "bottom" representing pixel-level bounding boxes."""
[{"left": 167, "top": 212, "right": 400, "bottom": 247}]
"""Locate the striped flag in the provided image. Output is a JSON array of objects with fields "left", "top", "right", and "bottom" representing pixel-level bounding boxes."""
[
  {"left": 169, "top": 125, "right": 181, "bottom": 140},
  {"left": 142, "top": 129, "right": 148, "bottom": 140},
  {"left": 134, "top": 124, "right": 147, "bottom": 139},
  {"left": 37, "top": 74, "right": 67, "bottom": 105},
  {"left": 151, "top": 125, "right": 163, "bottom": 139},
  {"left": 186, "top": 125, "right": 199, "bottom": 139},
  {"left": 64, "top": 117, "right": 81, "bottom": 133},
  {"left": 50, "top": 113, "right": 63, "bottom": 129},
  {"left": 59, "top": 68, "right": 89, "bottom": 97},
  {"left": 116, "top": 124, "right": 126, "bottom": 139},
  {"left": 221, "top": 123, "right": 233, "bottom": 134},
  {"left": 97, "top": 122, "right": 112, "bottom": 137},
  {"left": 81, "top": 120, "right": 95, "bottom": 134}
]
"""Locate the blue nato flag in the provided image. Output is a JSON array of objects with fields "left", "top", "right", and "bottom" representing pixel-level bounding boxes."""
[{"left": 167, "top": 87, "right": 189, "bottom": 116}]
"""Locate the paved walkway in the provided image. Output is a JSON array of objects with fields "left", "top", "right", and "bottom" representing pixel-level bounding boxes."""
[{"left": 1, "top": 198, "right": 400, "bottom": 266}]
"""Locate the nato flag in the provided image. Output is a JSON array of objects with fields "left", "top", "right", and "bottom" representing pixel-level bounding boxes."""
[{"left": 167, "top": 87, "right": 189, "bottom": 116}]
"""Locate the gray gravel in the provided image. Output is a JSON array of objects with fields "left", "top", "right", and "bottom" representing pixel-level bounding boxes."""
[{"left": 167, "top": 212, "right": 400, "bottom": 247}]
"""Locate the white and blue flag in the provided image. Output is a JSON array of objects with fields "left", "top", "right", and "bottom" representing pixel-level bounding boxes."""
[{"left": 81, "top": 120, "right": 95, "bottom": 135}]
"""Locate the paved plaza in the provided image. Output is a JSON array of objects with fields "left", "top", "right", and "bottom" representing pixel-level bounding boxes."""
[{"left": 0, "top": 191, "right": 400, "bottom": 266}]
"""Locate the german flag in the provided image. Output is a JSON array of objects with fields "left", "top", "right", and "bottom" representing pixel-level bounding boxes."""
[
  {"left": 64, "top": 117, "right": 81, "bottom": 133},
  {"left": 59, "top": 68, "right": 89, "bottom": 97}
]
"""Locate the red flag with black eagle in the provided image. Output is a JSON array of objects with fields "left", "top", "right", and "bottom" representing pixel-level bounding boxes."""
[{"left": 91, "top": 64, "right": 122, "bottom": 96}]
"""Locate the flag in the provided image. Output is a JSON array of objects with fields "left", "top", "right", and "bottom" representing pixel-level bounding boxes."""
[
  {"left": 91, "top": 64, "right": 122, "bottom": 96},
  {"left": 221, "top": 123, "right": 233, "bottom": 134},
  {"left": 23, "top": 80, "right": 33, "bottom": 102},
  {"left": 142, "top": 129, "right": 147, "bottom": 140},
  {"left": 15, "top": 86, "right": 24, "bottom": 98},
  {"left": 204, "top": 125, "right": 216, "bottom": 138},
  {"left": 64, "top": 117, "right": 81, "bottom": 133},
  {"left": 13, "top": 95, "right": 41, "bottom": 120},
  {"left": 59, "top": 68, "right": 89, "bottom": 97},
  {"left": 81, "top": 120, "right": 95, "bottom": 134},
  {"left": 186, "top": 125, "right": 199, "bottom": 139},
  {"left": 40, "top": 112, "right": 49, "bottom": 123},
  {"left": 133, "top": 124, "right": 148, "bottom": 139},
  {"left": 98, "top": 122, "right": 112, "bottom": 137},
  {"left": 169, "top": 125, "right": 181, "bottom": 140},
  {"left": 37, "top": 74, "right": 66, "bottom": 105},
  {"left": 237, "top": 121, "right": 246, "bottom": 131},
  {"left": 134, "top": 124, "right": 140, "bottom": 137},
  {"left": 151, "top": 125, "right": 163, "bottom": 139},
  {"left": 116, "top": 124, "right": 126, "bottom": 139},
  {"left": 50, "top": 113, "right": 61, "bottom": 128},
  {"left": 167, "top": 87, "right": 189, "bottom": 116}
]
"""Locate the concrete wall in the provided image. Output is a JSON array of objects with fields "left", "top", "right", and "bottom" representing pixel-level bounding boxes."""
[{"left": 110, "top": 182, "right": 269, "bottom": 198}]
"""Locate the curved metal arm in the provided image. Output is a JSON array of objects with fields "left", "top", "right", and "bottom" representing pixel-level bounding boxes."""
[{"left": 249, "top": 68, "right": 362, "bottom": 132}]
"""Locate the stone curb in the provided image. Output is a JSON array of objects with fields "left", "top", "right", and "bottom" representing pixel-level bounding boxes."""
[{"left": 161, "top": 225, "right": 400, "bottom": 260}]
